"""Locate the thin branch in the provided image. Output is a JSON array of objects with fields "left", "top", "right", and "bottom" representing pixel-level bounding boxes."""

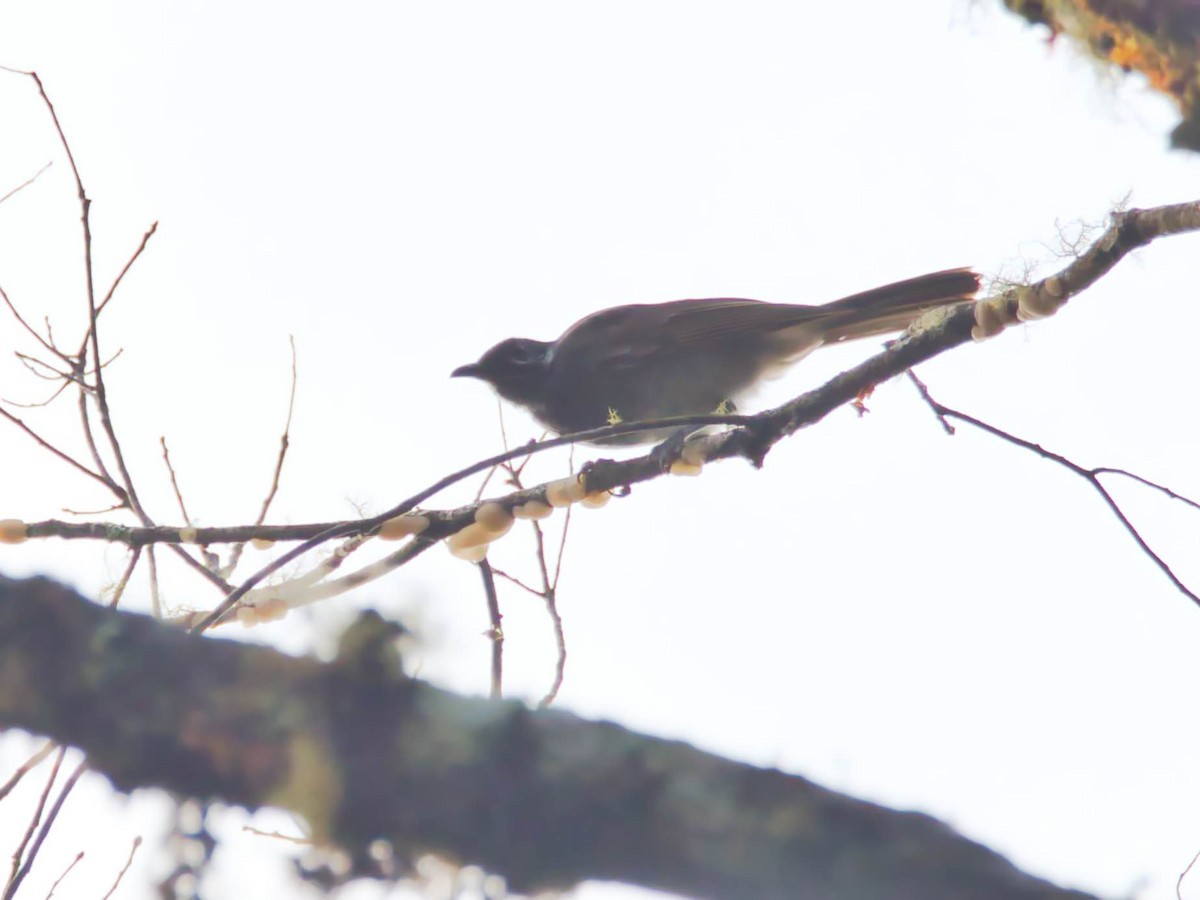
[
  {"left": 0, "top": 406, "right": 111, "bottom": 491},
  {"left": 1, "top": 378, "right": 71, "bottom": 409},
  {"left": 75, "top": 373, "right": 118, "bottom": 492},
  {"left": 44, "top": 850, "right": 82, "bottom": 899},
  {"left": 159, "top": 440, "right": 221, "bottom": 574},
  {"left": 478, "top": 559, "right": 504, "bottom": 699},
  {"left": 535, "top": 520, "right": 567, "bottom": 709},
  {"left": 0, "top": 160, "right": 52, "bottom": 207},
  {"left": 180, "top": 537, "right": 434, "bottom": 631},
  {"left": 20, "top": 70, "right": 148, "bottom": 527},
  {"left": 910, "top": 373, "right": 1200, "bottom": 609},
  {"left": 61, "top": 502, "right": 126, "bottom": 516},
  {"left": 96, "top": 223, "right": 157, "bottom": 317},
  {"left": 107, "top": 548, "right": 142, "bottom": 609},
  {"left": 3, "top": 748, "right": 66, "bottom": 899},
  {"left": 539, "top": 450, "right": 576, "bottom": 705},
  {"left": 1, "top": 759, "right": 86, "bottom": 900},
  {"left": 14, "top": 352, "right": 71, "bottom": 382},
  {"left": 160, "top": 437, "right": 193, "bottom": 524},
  {"left": 1094, "top": 468, "right": 1200, "bottom": 513},
  {"left": 225, "top": 336, "right": 299, "bottom": 578},
  {"left": 0, "top": 743, "right": 56, "bottom": 803},
  {"left": 240, "top": 825, "right": 311, "bottom": 845},
  {"left": 487, "top": 566, "right": 544, "bottom": 598},
  {"left": 497, "top": 450, "right": 570, "bottom": 707},
  {"left": 98, "top": 836, "right": 141, "bottom": 900},
  {"left": 0, "top": 282, "right": 70, "bottom": 363},
  {"left": 1179, "top": 845, "right": 1200, "bottom": 900},
  {"left": 147, "top": 546, "right": 162, "bottom": 620}
]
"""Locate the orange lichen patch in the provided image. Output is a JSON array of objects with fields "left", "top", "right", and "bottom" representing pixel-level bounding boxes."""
[
  {"left": 1094, "top": 24, "right": 1183, "bottom": 93},
  {"left": 1004, "top": 0, "right": 1200, "bottom": 146}
]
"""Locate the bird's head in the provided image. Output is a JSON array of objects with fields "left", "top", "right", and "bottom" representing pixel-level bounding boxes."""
[{"left": 451, "top": 337, "right": 554, "bottom": 408}]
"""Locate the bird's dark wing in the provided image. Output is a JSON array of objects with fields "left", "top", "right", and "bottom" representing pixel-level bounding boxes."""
[
  {"left": 553, "top": 298, "right": 825, "bottom": 371},
  {"left": 551, "top": 267, "right": 980, "bottom": 371}
]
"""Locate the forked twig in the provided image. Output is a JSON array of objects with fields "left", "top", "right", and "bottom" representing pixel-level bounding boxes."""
[{"left": 908, "top": 370, "right": 1200, "bottom": 608}]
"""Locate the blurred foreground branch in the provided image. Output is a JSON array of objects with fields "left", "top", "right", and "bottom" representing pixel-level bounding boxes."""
[{"left": 0, "top": 574, "right": 1096, "bottom": 900}]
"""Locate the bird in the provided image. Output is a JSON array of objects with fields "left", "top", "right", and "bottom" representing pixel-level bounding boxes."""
[{"left": 452, "top": 267, "right": 980, "bottom": 445}]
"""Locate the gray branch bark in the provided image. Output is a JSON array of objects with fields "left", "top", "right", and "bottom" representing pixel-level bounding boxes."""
[{"left": 0, "top": 574, "right": 1097, "bottom": 900}]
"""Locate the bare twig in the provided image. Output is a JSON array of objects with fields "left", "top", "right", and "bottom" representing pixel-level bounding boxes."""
[
  {"left": 240, "top": 825, "right": 311, "bottom": 845},
  {"left": 95, "top": 223, "right": 157, "bottom": 317},
  {"left": 2, "top": 759, "right": 86, "bottom": 900},
  {"left": 535, "top": 519, "right": 567, "bottom": 709},
  {"left": 496, "top": 448, "right": 570, "bottom": 706},
  {"left": 487, "top": 566, "right": 544, "bottom": 597},
  {"left": 478, "top": 559, "right": 504, "bottom": 699},
  {"left": 1179, "top": 845, "right": 1200, "bottom": 900},
  {"left": 909, "top": 372, "right": 1200, "bottom": 608},
  {"left": 75, "top": 375, "right": 119, "bottom": 492},
  {"left": 147, "top": 546, "right": 162, "bottom": 619},
  {"left": 1094, "top": 468, "right": 1200, "bottom": 513},
  {"left": 61, "top": 502, "right": 126, "bottom": 517},
  {"left": 12, "top": 72, "right": 224, "bottom": 610},
  {"left": 107, "top": 547, "right": 143, "bottom": 609},
  {"left": 0, "top": 282, "right": 69, "bottom": 363},
  {"left": 99, "top": 836, "right": 141, "bottom": 900},
  {"left": 3, "top": 748, "right": 66, "bottom": 898},
  {"left": 160, "top": 437, "right": 193, "bottom": 524},
  {"left": 0, "top": 160, "right": 52, "bottom": 207},
  {"left": 2, "top": 379, "right": 71, "bottom": 408},
  {"left": 44, "top": 850, "right": 83, "bottom": 899},
  {"left": 181, "top": 537, "right": 435, "bottom": 631},
  {"left": 225, "top": 337, "right": 299, "bottom": 578},
  {"left": 0, "top": 743, "right": 56, "bottom": 804},
  {"left": 0, "top": 406, "right": 110, "bottom": 490},
  {"left": 14, "top": 352, "right": 71, "bottom": 382}
]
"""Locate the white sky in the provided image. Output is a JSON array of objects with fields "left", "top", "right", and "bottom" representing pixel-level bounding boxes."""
[{"left": 1, "top": 2, "right": 1199, "bottom": 899}]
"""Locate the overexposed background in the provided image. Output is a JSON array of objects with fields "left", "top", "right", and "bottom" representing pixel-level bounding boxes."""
[{"left": 1, "top": 2, "right": 1199, "bottom": 898}]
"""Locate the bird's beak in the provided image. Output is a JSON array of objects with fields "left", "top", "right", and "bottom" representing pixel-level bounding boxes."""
[{"left": 451, "top": 363, "right": 480, "bottom": 379}]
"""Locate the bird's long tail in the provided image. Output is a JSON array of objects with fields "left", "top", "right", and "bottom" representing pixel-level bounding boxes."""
[{"left": 819, "top": 267, "right": 981, "bottom": 343}]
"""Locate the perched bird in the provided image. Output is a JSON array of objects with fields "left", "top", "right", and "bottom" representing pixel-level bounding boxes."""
[{"left": 452, "top": 267, "right": 980, "bottom": 444}]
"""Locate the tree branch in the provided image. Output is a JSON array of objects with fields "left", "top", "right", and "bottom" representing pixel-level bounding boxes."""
[{"left": 0, "top": 574, "right": 1097, "bottom": 900}]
